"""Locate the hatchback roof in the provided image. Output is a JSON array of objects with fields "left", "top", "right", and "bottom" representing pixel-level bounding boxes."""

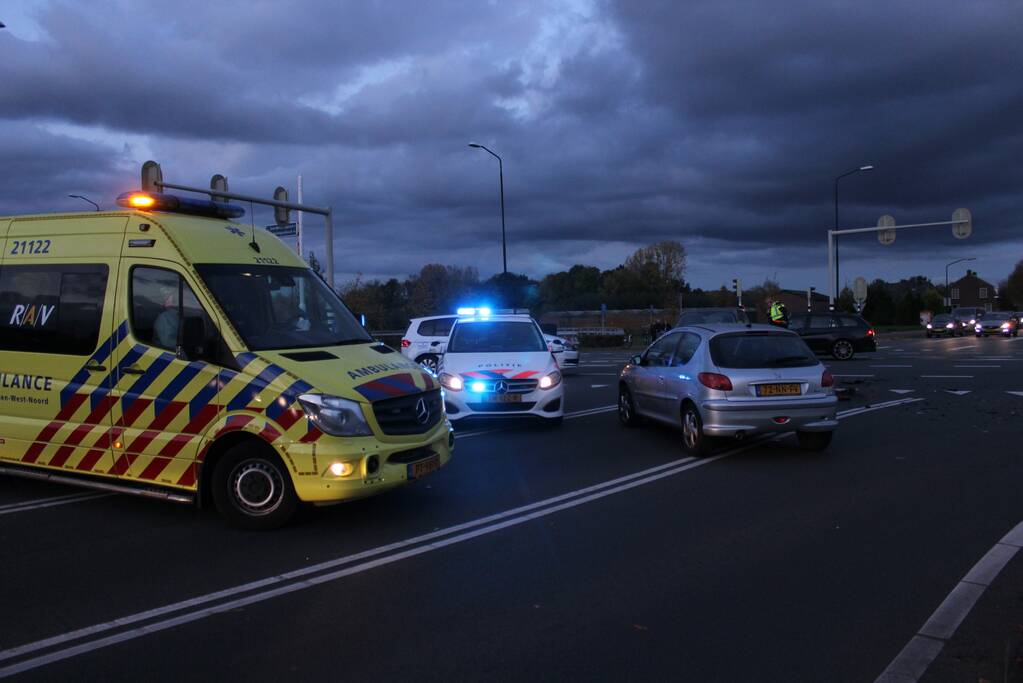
[{"left": 673, "top": 323, "right": 789, "bottom": 335}]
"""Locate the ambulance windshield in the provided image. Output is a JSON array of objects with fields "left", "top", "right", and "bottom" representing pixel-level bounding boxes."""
[{"left": 195, "top": 264, "right": 372, "bottom": 351}]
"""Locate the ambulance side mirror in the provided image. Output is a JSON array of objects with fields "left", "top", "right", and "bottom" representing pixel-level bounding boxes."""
[{"left": 179, "top": 316, "right": 207, "bottom": 361}]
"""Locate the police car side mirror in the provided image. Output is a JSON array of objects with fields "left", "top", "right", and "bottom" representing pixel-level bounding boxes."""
[{"left": 178, "top": 316, "right": 207, "bottom": 361}]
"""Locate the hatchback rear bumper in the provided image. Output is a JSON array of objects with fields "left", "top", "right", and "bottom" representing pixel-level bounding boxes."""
[{"left": 700, "top": 396, "right": 838, "bottom": 437}]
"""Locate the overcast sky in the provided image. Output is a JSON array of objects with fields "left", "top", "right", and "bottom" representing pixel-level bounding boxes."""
[{"left": 2, "top": 0, "right": 1021, "bottom": 294}]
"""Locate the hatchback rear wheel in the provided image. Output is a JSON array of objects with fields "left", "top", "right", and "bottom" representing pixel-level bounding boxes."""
[
  {"left": 681, "top": 404, "right": 711, "bottom": 457},
  {"left": 831, "top": 340, "right": 854, "bottom": 360}
]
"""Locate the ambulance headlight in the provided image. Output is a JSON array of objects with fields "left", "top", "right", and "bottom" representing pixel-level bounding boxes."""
[
  {"left": 539, "top": 371, "right": 562, "bottom": 390},
  {"left": 439, "top": 373, "right": 463, "bottom": 391},
  {"left": 298, "top": 394, "right": 372, "bottom": 437}
]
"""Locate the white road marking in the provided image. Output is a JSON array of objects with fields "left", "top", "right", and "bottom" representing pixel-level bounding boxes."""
[
  {"left": 590, "top": 384, "right": 610, "bottom": 388},
  {"left": 1007, "top": 391, "right": 1023, "bottom": 397},
  {"left": 0, "top": 492, "right": 113, "bottom": 516},
  {"left": 946, "top": 344, "right": 977, "bottom": 350},
  {"left": 875, "top": 519, "right": 1023, "bottom": 683},
  {"left": 456, "top": 404, "right": 618, "bottom": 439},
  {"left": 834, "top": 374, "right": 875, "bottom": 378},
  {"left": 0, "top": 399, "right": 923, "bottom": 678},
  {"left": 889, "top": 389, "right": 915, "bottom": 395},
  {"left": 942, "top": 390, "right": 971, "bottom": 396},
  {"left": 921, "top": 375, "right": 973, "bottom": 379}
]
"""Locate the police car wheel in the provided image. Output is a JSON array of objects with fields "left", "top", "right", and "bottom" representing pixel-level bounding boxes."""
[
  {"left": 416, "top": 354, "right": 439, "bottom": 374},
  {"left": 831, "top": 340, "right": 854, "bottom": 361},
  {"left": 680, "top": 404, "right": 711, "bottom": 457},
  {"left": 618, "top": 386, "right": 641, "bottom": 427},
  {"left": 212, "top": 445, "right": 298, "bottom": 530}
]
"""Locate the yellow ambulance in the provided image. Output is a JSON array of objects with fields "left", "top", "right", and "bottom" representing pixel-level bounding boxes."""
[{"left": 0, "top": 191, "right": 452, "bottom": 529}]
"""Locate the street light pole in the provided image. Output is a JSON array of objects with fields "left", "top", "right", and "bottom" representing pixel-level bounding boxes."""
[
  {"left": 832, "top": 164, "right": 874, "bottom": 309},
  {"left": 469, "top": 143, "right": 507, "bottom": 275},
  {"left": 68, "top": 194, "right": 100, "bottom": 211},
  {"left": 945, "top": 257, "right": 976, "bottom": 312}
]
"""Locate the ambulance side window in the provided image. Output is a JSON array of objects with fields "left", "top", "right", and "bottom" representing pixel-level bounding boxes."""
[
  {"left": 130, "top": 267, "right": 218, "bottom": 358},
  {"left": 0, "top": 264, "right": 108, "bottom": 355}
]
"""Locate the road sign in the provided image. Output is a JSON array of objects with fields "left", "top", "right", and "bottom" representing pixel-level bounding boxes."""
[
  {"left": 266, "top": 222, "right": 297, "bottom": 237},
  {"left": 952, "top": 208, "right": 972, "bottom": 239},
  {"left": 853, "top": 276, "right": 868, "bottom": 306},
  {"left": 274, "top": 186, "right": 290, "bottom": 225},
  {"left": 877, "top": 214, "right": 896, "bottom": 245},
  {"left": 210, "top": 174, "right": 229, "bottom": 204}
]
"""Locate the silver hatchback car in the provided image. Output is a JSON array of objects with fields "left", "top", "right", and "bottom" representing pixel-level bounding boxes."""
[{"left": 618, "top": 324, "right": 838, "bottom": 454}]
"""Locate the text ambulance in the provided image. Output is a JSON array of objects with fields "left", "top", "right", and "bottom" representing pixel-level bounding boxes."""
[{"left": 0, "top": 191, "right": 452, "bottom": 529}]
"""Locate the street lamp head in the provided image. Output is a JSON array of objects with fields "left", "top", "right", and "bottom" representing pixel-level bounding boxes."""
[
  {"left": 859, "top": 165, "right": 874, "bottom": 171},
  {"left": 468, "top": 143, "right": 482, "bottom": 148}
]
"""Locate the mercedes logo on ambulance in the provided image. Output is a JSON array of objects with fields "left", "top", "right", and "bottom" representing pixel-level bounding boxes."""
[{"left": 415, "top": 397, "right": 430, "bottom": 424}]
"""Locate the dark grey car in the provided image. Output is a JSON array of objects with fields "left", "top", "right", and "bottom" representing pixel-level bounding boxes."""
[
  {"left": 676, "top": 307, "right": 751, "bottom": 326},
  {"left": 618, "top": 324, "right": 838, "bottom": 455}
]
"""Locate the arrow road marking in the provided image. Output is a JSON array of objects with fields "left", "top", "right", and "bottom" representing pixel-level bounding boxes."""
[
  {"left": 889, "top": 389, "right": 915, "bottom": 395},
  {"left": 943, "top": 390, "right": 971, "bottom": 396}
]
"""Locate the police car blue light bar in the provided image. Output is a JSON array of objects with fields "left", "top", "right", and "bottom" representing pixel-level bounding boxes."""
[
  {"left": 116, "top": 191, "right": 245, "bottom": 219},
  {"left": 457, "top": 307, "right": 492, "bottom": 317}
]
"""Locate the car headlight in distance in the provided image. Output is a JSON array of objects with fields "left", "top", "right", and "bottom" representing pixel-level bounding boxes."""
[
  {"left": 975, "top": 324, "right": 982, "bottom": 331},
  {"left": 1001, "top": 322, "right": 1011, "bottom": 329},
  {"left": 439, "top": 372, "right": 464, "bottom": 391},
  {"left": 298, "top": 394, "right": 373, "bottom": 437},
  {"left": 946, "top": 323, "right": 954, "bottom": 329},
  {"left": 926, "top": 323, "right": 932, "bottom": 329},
  {"left": 539, "top": 370, "right": 562, "bottom": 390}
]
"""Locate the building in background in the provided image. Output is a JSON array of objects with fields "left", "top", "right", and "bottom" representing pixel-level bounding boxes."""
[{"left": 949, "top": 270, "right": 997, "bottom": 311}]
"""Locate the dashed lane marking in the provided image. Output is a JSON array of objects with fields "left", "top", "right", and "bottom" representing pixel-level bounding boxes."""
[
  {"left": 889, "top": 389, "right": 915, "bottom": 395},
  {"left": 942, "top": 390, "right": 971, "bottom": 396},
  {"left": 590, "top": 384, "right": 610, "bottom": 389},
  {"left": 0, "top": 399, "right": 924, "bottom": 678},
  {"left": 1007, "top": 391, "right": 1023, "bottom": 397}
]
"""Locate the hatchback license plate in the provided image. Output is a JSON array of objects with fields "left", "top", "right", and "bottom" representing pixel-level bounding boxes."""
[
  {"left": 756, "top": 383, "right": 801, "bottom": 397},
  {"left": 484, "top": 393, "right": 522, "bottom": 403},
  {"left": 408, "top": 455, "right": 441, "bottom": 480}
]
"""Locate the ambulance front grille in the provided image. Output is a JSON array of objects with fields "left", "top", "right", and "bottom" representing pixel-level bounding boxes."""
[{"left": 372, "top": 389, "right": 443, "bottom": 435}]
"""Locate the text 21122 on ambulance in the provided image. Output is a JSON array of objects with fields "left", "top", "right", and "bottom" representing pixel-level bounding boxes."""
[{"left": 0, "top": 190, "right": 452, "bottom": 529}]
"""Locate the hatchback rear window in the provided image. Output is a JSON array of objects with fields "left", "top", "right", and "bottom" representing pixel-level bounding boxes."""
[{"left": 710, "top": 333, "right": 817, "bottom": 368}]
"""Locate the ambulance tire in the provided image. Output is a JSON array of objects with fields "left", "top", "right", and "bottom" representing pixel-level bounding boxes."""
[{"left": 213, "top": 443, "right": 298, "bottom": 530}]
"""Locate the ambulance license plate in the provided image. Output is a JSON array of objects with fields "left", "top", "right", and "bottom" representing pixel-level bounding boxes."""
[
  {"left": 756, "top": 383, "right": 801, "bottom": 397},
  {"left": 485, "top": 393, "right": 522, "bottom": 403},
  {"left": 408, "top": 455, "right": 440, "bottom": 480}
]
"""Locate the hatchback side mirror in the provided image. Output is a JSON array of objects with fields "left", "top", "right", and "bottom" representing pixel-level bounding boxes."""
[{"left": 631, "top": 355, "right": 643, "bottom": 366}]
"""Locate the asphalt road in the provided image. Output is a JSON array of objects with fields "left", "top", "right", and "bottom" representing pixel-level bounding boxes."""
[{"left": 1, "top": 333, "right": 1021, "bottom": 681}]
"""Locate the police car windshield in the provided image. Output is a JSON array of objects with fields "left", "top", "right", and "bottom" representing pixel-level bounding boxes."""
[
  {"left": 195, "top": 264, "right": 372, "bottom": 351},
  {"left": 448, "top": 320, "right": 547, "bottom": 353}
]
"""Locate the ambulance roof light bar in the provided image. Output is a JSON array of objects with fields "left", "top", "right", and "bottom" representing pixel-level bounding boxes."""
[{"left": 116, "top": 191, "right": 246, "bottom": 219}]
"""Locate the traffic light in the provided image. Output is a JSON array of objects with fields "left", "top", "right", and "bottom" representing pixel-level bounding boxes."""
[
  {"left": 274, "top": 186, "right": 291, "bottom": 225},
  {"left": 732, "top": 278, "right": 742, "bottom": 306}
]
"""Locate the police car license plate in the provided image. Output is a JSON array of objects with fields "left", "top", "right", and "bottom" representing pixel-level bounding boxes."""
[
  {"left": 756, "top": 383, "right": 801, "bottom": 397},
  {"left": 485, "top": 393, "right": 522, "bottom": 403},
  {"left": 408, "top": 455, "right": 440, "bottom": 480}
]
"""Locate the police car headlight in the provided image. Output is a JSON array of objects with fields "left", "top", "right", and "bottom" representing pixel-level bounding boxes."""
[
  {"left": 975, "top": 324, "right": 982, "bottom": 332},
  {"left": 298, "top": 394, "right": 372, "bottom": 437},
  {"left": 439, "top": 373, "right": 463, "bottom": 391},
  {"left": 539, "top": 371, "right": 562, "bottom": 390}
]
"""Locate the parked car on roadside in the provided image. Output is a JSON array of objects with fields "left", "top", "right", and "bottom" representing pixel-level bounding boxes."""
[
  {"left": 786, "top": 313, "right": 877, "bottom": 360},
  {"left": 618, "top": 324, "right": 838, "bottom": 454},
  {"left": 926, "top": 313, "right": 958, "bottom": 338},
  {"left": 974, "top": 311, "right": 1020, "bottom": 337},
  {"left": 400, "top": 315, "right": 457, "bottom": 373}
]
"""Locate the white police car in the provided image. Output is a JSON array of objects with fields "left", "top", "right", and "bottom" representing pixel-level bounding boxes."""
[{"left": 439, "top": 310, "right": 564, "bottom": 424}]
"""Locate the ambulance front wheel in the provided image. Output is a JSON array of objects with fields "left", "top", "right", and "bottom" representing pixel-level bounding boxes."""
[{"left": 212, "top": 443, "right": 299, "bottom": 530}]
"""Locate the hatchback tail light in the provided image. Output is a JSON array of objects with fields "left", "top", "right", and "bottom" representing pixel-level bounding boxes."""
[
  {"left": 401, "top": 339, "right": 411, "bottom": 348},
  {"left": 866, "top": 328, "right": 875, "bottom": 337},
  {"left": 821, "top": 370, "right": 834, "bottom": 388},
  {"left": 698, "top": 372, "right": 733, "bottom": 391}
]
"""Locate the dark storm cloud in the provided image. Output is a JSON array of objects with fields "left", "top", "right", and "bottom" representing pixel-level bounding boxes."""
[{"left": 1, "top": 0, "right": 1020, "bottom": 288}]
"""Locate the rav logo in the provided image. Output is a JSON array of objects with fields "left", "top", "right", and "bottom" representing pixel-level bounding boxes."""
[{"left": 8, "top": 304, "right": 55, "bottom": 327}]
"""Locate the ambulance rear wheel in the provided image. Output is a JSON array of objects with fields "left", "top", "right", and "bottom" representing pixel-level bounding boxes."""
[{"left": 212, "top": 444, "right": 298, "bottom": 530}]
